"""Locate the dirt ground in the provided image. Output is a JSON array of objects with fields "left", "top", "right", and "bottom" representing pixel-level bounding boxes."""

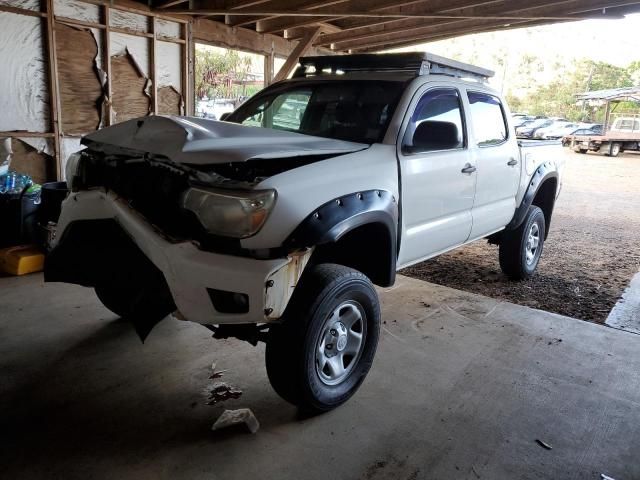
[{"left": 402, "top": 149, "right": 640, "bottom": 323}]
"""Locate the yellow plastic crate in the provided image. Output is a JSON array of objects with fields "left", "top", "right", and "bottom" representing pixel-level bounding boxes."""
[{"left": 0, "top": 245, "right": 45, "bottom": 276}]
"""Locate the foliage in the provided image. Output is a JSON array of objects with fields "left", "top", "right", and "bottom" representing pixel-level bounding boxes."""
[
  {"left": 509, "top": 59, "right": 638, "bottom": 122},
  {"left": 195, "top": 48, "right": 254, "bottom": 100}
]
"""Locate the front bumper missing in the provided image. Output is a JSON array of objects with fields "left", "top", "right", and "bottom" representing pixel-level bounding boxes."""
[{"left": 50, "top": 189, "right": 311, "bottom": 325}]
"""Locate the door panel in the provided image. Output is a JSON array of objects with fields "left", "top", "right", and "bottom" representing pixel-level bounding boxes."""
[
  {"left": 465, "top": 91, "right": 520, "bottom": 239},
  {"left": 397, "top": 87, "right": 476, "bottom": 267}
]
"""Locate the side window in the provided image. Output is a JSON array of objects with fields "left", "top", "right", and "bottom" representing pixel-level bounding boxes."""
[
  {"left": 467, "top": 91, "right": 508, "bottom": 146},
  {"left": 402, "top": 88, "right": 465, "bottom": 154}
]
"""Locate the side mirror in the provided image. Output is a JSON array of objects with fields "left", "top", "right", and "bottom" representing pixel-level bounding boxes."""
[
  {"left": 219, "top": 112, "right": 232, "bottom": 121},
  {"left": 411, "top": 121, "right": 461, "bottom": 152}
]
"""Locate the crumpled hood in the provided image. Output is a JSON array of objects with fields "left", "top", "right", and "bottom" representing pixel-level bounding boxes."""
[{"left": 82, "top": 115, "right": 369, "bottom": 164}]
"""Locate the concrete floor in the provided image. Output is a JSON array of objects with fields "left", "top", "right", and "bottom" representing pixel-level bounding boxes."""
[{"left": 1, "top": 274, "right": 639, "bottom": 480}]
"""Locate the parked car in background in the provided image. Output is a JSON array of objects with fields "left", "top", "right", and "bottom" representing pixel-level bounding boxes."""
[
  {"left": 534, "top": 122, "right": 581, "bottom": 140},
  {"left": 196, "top": 98, "right": 236, "bottom": 120},
  {"left": 561, "top": 124, "right": 603, "bottom": 146},
  {"left": 516, "top": 118, "right": 554, "bottom": 138}
]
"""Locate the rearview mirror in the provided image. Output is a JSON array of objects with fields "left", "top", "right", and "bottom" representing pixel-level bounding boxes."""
[{"left": 410, "top": 121, "right": 461, "bottom": 152}]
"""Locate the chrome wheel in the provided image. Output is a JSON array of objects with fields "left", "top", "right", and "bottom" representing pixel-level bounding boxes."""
[
  {"left": 316, "top": 301, "right": 366, "bottom": 386},
  {"left": 525, "top": 222, "right": 541, "bottom": 266}
]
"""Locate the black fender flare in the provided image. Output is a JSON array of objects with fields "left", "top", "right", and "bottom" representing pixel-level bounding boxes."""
[
  {"left": 284, "top": 190, "right": 398, "bottom": 284},
  {"left": 506, "top": 162, "right": 558, "bottom": 232}
]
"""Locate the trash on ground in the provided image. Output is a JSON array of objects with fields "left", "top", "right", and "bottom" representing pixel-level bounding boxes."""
[
  {"left": 209, "top": 361, "right": 227, "bottom": 379},
  {"left": 535, "top": 439, "right": 553, "bottom": 450},
  {"left": 212, "top": 408, "right": 260, "bottom": 434},
  {"left": 207, "top": 382, "right": 242, "bottom": 405}
]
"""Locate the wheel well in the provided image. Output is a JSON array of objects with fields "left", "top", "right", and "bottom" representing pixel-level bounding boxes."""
[
  {"left": 310, "top": 223, "right": 395, "bottom": 287},
  {"left": 531, "top": 178, "right": 557, "bottom": 238}
]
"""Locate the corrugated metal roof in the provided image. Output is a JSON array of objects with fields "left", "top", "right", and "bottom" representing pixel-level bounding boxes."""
[{"left": 576, "top": 87, "right": 640, "bottom": 102}]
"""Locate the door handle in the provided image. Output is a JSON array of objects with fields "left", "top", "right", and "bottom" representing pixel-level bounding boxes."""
[
  {"left": 507, "top": 158, "right": 518, "bottom": 166},
  {"left": 461, "top": 163, "right": 476, "bottom": 174}
]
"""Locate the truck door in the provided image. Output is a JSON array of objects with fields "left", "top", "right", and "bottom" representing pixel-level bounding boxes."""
[
  {"left": 464, "top": 90, "right": 520, "bottom": 239},
  {"left": 397, "top": 86, "right": 476, "bottom": 268}
]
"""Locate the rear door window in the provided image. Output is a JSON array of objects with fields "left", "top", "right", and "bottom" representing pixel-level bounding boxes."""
[{"left": 467, "top": 92, "right": 509, "bottom": 146}]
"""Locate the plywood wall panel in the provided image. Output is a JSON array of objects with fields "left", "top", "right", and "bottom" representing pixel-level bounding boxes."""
[
  {"left": 111, "top": 52, "right": 150, "bottom": 123},
  {"left": 56, "top": 24, "right": 103, "bottom": 134},
  {"left": 158, "top": 86, "right": 182, "bottom": 116}
]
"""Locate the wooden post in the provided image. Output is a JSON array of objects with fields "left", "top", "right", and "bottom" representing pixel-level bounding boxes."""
[
  {"left": 273, "top": 27, "right": 320, "bottom": 83},
  {"left": 151, "top": 16, "right": 158, "bottom": 115},
  {"left": 182, "top": 21, "right": 191, "bottom": 115},
  {"left": 44, "top": 0, "right": 63, "bottom": 180},
  {"left": 603, "top": 100, "right": 611, "bottom": 133},
  {"left": 264, "top": 45, "right": 274, "bottom": 87},
  {"left": 104, "top": 3, "right": 113, "bottom": 126}
]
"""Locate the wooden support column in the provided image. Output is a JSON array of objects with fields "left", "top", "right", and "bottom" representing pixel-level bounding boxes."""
[
  {"left": 151, "top": 16, "right": 158, "bottom": 114},
  {"left": 603, "top": 100, "right": 611, "bottom": 133},
  {"left": 44, "top": 0, "right": 63, "bottom": 179},
  {"left": 104, "top": 3, "right": 113, "bottom": 126},
  {"left": 264, "top": 41, "right": 274, "bottom": 86},
  {"left": 273, "top": 27, "right": 320, "bottom": 83}
]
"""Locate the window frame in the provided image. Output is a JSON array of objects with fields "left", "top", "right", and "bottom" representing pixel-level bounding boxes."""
[
  {"left": 400, "top": 86, "right": 468, "bottom": 156},
  {"left": 466, "top": 90, "right": 510, "bottom": 148}
]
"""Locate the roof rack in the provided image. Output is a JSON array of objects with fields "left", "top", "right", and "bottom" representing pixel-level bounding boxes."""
[{"left": 292, "top": 52, "right": 494, "bottom": 82}]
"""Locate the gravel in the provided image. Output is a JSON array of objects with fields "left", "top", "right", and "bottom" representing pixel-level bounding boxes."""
[{"left": 402, "top": 149, "right": 640, "bottom": 323}]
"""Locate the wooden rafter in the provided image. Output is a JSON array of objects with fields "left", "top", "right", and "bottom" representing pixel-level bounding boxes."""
[
  {"left": 318, "top": 0, "right": 635, "bottom": 50},
  {"left": 273, "top": 27, "right": 321, "bottom": 82}
]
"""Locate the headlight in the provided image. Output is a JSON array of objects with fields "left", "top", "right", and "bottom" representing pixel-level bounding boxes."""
[
  {"left": 181, "top": 187, "right": 276, "bottom": 238},
  {"left": 65, "top": 151, "right": 83, "bottom": 190}
]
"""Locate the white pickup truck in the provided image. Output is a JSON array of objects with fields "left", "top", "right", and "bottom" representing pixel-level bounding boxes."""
[{"left": 46, "top": 53, "right": 563, "bottom": 412}]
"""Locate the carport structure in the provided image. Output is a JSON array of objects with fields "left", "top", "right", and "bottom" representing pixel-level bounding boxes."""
[{"left": 1, "top": 0, "right": 639, "bottom": 183}]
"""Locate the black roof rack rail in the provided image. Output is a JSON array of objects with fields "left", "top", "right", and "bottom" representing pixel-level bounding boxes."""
[{"left": 292, "top": 52, "right": 494, "bottom": 82}]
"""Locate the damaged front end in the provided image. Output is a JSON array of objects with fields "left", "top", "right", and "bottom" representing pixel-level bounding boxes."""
[{"left": 47, "top": 137, "right": 316, "bottom": 341}]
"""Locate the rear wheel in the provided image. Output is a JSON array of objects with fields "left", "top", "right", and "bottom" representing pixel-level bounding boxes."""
[
  {"left": 577, "top": 149, "right": 588, "bottom": 154},
  {"left": 499, "top": 206, "right": 546, "bottom": 280},
  {"left": 608, "top": 143, "right": 621, "bottom": 157},
  {"left": 265, "top": 264, "right": 380, "bottom": 412}
]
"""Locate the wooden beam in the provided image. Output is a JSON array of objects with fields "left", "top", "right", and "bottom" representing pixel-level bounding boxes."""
[
  {"left": 0, "top": 132, "right": 56, "bottom": 138},
  {"left": 104, "top": 3, "right": 113, "bottom": 126},
  {"left": 45, "top": 0, "right": 63, "bottom": 180},
  {"left": 151, "top": 16, "right": 158, "bottom": 115},
  {"left": 252, "top": 0, "right": 501, "bottom": 33},
  {"left": 155, "top": 0, "right": 189, "bottom": 9},
  {"left": 321, "top": 0, "right": 633, "bottom": 49},
  {"left": 54, "top": 15, "right": 106, "bottom": 29},
  {"left": 0, "top": 4, "right": 47, "bottom": 18},
  {"left": 273, "top": 27, "right": 320, "bottom": 83},
  {"left": 224, "top": 0, "right": 350, "bottom": 27},
  {"left": 192, "top": 17, "right": 296, "bottom": 57}
]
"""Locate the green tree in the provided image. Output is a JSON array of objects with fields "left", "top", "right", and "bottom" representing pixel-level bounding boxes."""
[{"left": 195, "top": 48, "right": 253, "bottom": 100}]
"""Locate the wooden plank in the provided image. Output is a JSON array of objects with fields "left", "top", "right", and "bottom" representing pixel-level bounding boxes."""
[
  {"left": 104, "top": 3, "right": 113, "bottom": 126},
  {"left": 45, "top": 0, "right": 63, "bottom": 180},
  {"left": 0, "top": 5, "right": 47, "bottom": 18},
  {"left": 182, "top": 21, "right": 190, "bottom": 115},
  {"left": 54, "top": 15, "right": 106, "bottom": 29},
  {"left": 192, "top": 17, "right": 295, "bottom": 57},
  {"left": 111, "top": 26, "right": 154, "bottom": 37},
  {"left": 323, "top": 0, "right": 629, "bottom": 49},
  {"left": 155, "top": 0, "right": 189, "bottom": 8},
  {"left": 0, "top": 132, "right": 56, "bottom": 138},
  {"left": 273, "top": 27, "right": 320, "bottom": 83},
  {"left": 111, "top": 53, "right": 151, "bottom": 123},
  {"left": 151, "top": 16, "right": 158, "bottom": 115}
]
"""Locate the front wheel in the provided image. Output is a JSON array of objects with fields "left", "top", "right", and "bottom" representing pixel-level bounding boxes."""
[
  {"left": 499, "top": 206, "right": 546, "bottom": 280},
  {"left": 265, "top": 264, "right": 381, "bottom": 413}
]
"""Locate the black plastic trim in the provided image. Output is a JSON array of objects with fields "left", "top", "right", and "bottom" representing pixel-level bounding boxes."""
[
  {"left": 507, "top": 163, "right": 558, "bottom": 231},
  {"left": 284, "top": 190, "right": 398, "bottom": 286},
  {"left": 285, "top": 190, "right": 398, "bottom": 248}
]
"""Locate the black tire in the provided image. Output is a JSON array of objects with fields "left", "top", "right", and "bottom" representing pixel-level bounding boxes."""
[
  {"left": 499, "top": 206, "right": 546, "bottom": 280},
  {"left": 94, "top": 285, "right": 139, "bottom": 317},
  {"left": 577, "top": 149, "right": 588, "bottom": 154},
  {"left": 608, "top": 143, "right": 621, "bottom": 157},
  {"left": 265, "top": 264, "right": 381, "bottom": 413}
]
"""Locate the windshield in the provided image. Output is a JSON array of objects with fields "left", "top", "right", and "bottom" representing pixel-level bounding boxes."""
[{"left": 226, "top": 80, "right": 406, "bottom": 144}]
